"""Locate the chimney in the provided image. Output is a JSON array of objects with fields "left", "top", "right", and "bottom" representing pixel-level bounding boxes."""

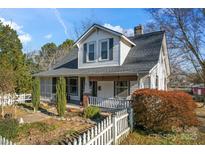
[{"left": 134, "top": 24, "right": 143, "bottom": 36}]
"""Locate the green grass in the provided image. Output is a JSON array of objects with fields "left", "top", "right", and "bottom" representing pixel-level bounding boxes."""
[
  {"left": 18, "top": 122, "right": 57, "bottom": 137},
  {"left": 121, "top": 129, "right": 205, "bottom": 145},
  {"left": 0, "top": 119, "right": 19, "bottom": 140},
  {"left": 0, "top": 119, "right": 57, "bottom": 142}
]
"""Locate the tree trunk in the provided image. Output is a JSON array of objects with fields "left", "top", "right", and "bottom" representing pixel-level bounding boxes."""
[{"left": 1, "top": 105, "right": 4, "bottom": 119}]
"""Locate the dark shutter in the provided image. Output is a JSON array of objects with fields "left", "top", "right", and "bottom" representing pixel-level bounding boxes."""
[
  {"left": 52, "top": 77, "right": 57, "bottom": 93},
  {"left": 109, "top": 38, "right": 113, "bottom": 60},
  {"left": 83, "top": 43, "right": 87, "bottom": 63}
]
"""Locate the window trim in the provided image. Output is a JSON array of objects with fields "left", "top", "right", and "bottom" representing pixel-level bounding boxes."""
[
  {"left": 86, "top": 41, "right": 96, "bottom": 62},
  {"left": 99, "top": 39, "right": 109, "bottom": 61}
]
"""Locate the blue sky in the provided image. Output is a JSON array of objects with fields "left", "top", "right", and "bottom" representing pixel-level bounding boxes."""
[{"left": 0, "top": 8, "right": 152, "bottom": 52}]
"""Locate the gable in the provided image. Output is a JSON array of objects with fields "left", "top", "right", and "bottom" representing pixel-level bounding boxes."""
[{"left": 74, "top": 24, "right": 135, "bottom": 47}]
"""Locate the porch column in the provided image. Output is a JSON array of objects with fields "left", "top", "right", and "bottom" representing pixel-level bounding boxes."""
[{"left": 83, "top": 76, "right": 91, "bottom": 108}]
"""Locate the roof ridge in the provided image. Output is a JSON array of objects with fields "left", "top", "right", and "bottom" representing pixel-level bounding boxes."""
[{"left": 128, "top": 30, "right": 165, "bottom": 39}]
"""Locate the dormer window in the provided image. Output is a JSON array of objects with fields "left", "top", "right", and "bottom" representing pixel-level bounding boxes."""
[
  {"left": 87, "top": 42, "right": 95, "bottom": 62},
  {"left": 100, "top": 39, "right": 109, "bottom": 60}
]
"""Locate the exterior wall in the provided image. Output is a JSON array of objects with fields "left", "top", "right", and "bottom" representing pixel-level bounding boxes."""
[
  {"left": 156, "top": 48, "right": 167, "bottom": 90},
  {"left": 139, "top": 46, "right": 168, "bottom": 90},
  {"left": 120, "top": 39, "right": 132, "bottom": 65},
  {"left": 130, "top": 80, "right": 139, "bottom": 94},
  {"left": 96, "top": 80, "right": 139, "bottom": 99},
  {"left": 78, "top": 29, "right": 120, "bottom": 68},
  {"left": 97, "top": 81, "right": 114, "bottom": 98}
]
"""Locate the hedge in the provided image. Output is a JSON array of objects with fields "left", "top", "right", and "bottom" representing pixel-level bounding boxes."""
[{"left": 132, "top": 89, "right": 200, "bottom": 133}]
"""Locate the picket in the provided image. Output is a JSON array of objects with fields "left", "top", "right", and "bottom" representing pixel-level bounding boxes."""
[
  {"left": 69, "top": 108, "right": 131, "bottom": 145},
  {"left": 0, "top": 135, "right": 15, "bottom": 145}
]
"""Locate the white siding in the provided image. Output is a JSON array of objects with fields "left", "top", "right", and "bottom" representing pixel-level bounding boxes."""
[
  {"left": 130, "top": 80, "right": 139, "bottom": 94},
  {"left": 144, "top": 46, "right": 168, "bottom": 90},
  {"left": 97, "top": 81, "right": 114, "bottom": 98},
  {"left": 78, "top": 29, "right": 120, "bottom": 68},
  {"left": 120, "top": 39, "right": 132, "bottom": 65}
]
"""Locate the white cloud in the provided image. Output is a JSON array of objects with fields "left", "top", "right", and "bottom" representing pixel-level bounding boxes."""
[
  {"left": 44, "top": 34, "right": 52, "bottom": 39},
  {"left": 0, "top": 17, "right": 32, "bottom": 44},
  {"left": 18, "top": 34, "right": 32, "bottom": 44},
  {"left": 53, "top": 8, "right": 68, "bottom": 37},
  {"left": 103, "top": 23, "right": 134, "bottom": 37}
]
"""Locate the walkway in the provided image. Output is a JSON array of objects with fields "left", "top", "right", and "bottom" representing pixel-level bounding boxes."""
[{"left": 19, "top": 112, "right": 50, "bottom": 123}]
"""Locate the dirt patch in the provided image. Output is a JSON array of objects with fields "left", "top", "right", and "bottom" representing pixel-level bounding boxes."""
[
  {"left": 16, "top": 118, "right": 94, "bottom": 145},
  {"left": 0, "top": 105, "right": 31, "bottom": 119}
]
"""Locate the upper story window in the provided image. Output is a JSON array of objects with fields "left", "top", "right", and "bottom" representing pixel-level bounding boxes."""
[
  {"left": 87, "top": 42, "right": 95, "bottom": 62},
  {"left": 82, "top": 38, "right": 113, "bottom": 63},
  {"left": 100, "top": 39, "right": 109, "bottom": 60}
]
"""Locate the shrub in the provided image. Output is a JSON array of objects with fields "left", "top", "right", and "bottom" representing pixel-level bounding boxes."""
[
  {"left": 83, "top": 106, "right": 100, "bottom": 119},
  {"left": 18, "top": 122, "right": 57, "bottom": 137},
  {"left": 56, "top": 77, "right": 67, "bottom": 117},
  {"left": 132, "top": 89, "right": 200, "bottom": 133},
  {"left": 0, "top": 119, "right": 19, "bottom": 140},
  {"left": 32, "top": 77, "right": 40, "bottom": 112}
]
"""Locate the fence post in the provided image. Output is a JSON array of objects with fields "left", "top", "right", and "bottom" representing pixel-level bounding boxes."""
[
  {"left": 128, "top": 107, "right": 134, "bottom": 132},
  {"left": 112, "top": 114, "right": 117, "bottom": 145}
]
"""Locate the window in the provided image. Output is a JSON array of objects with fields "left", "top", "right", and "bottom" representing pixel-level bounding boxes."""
[
  {"left": 40, "top": 78, "right": 52, "bottom": 98},
  {"left": 69, "top": 78, "right": 78, "bottom": 96},
  {"left": 114, "top": 81, "right": 130, "bottom": 98},
  {"left": 100, "top": 39, "right": 109, "bottom": 60},
  {"left": 155, "top": 75, "right": 158, "bottom": 89},
  {"left": 87, "top": 42, "right": 95, "bottom": 62}
]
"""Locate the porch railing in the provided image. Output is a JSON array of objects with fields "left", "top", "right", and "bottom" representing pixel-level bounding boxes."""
[{"left": 88, "top": 96, "right": 132, "bottom": 109}]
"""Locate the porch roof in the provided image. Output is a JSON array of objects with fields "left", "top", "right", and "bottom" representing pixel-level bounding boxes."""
[{"left": 33, "top": 62, "right": 155, "bottom": 77}]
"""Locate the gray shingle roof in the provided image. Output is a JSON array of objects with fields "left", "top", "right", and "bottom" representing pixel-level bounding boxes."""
[{"left": 34, "top": 31, "right": 165, "bottom": 77}]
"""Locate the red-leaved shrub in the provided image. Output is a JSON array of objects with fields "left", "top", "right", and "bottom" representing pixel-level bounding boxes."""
[{"left": 132, "top": 89, "right": 200, "bottom": 132}]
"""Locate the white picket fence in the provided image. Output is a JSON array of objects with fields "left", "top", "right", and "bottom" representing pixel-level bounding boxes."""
[
  {"left": 0, "top": 135, "right": 15, "bottom": 145},
  {"left": 88, "top": 96, "right": 132, "bottom": 109},
  {"left": 68, "top": 109, "right": 133, "bottom": 145},
  {"left": 0, "top": 94, "right": 31, "bottom": 106}
]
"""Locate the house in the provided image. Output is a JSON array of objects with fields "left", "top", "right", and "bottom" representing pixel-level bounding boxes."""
[{"left": 34, "top": 24, "right": 170, "bottom": 105}]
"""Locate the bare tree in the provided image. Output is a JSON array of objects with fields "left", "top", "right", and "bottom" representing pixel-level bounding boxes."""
[
  {"left": 146, "top": 9, "right": 205, "bottom": 104},
  {"left": 73, "top": 17, "right": 102, "bottom": 38}
]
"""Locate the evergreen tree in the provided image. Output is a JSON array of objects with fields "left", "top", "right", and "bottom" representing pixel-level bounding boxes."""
[
  {"left": 58, "top": 39, "right": 74, "bottom": 50},
  {"left": 56, "top": 77, "right": 67, "bottom": 117},
  {"left": 0, "top": 21, "right": 32, "bottom": 94},
  {"left": 31, "top": 77, "right": 40, "bottom": 112}
]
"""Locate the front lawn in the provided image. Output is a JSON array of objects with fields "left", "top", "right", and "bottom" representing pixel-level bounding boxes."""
[
  {"left": 0, "top": 102, "right": 102, "bottom": 145},
  {"left": 121, "top": 102, "right": 205, "bottom": 145},
  {"left": 121, "top": 129, "right": 205, "bottom": 145}
]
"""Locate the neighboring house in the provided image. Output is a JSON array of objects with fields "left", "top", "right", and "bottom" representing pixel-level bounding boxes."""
[
  {"left": 192, "top": 84, "right": 205, "bottom": 96},
  {"left": 34, "top": 24, "right": 170, "bottom": 104}
]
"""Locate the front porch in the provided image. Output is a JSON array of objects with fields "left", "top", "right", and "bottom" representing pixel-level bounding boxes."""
[{"left": 39, "top": 75, "right": 139, "bottom": 105}]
